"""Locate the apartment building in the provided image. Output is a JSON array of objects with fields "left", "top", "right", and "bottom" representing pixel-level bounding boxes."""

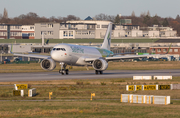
[
  {"left": 0, "top": 24, "right": 22, "bottom": 39},
  {"left": 35, "top": 23, "right": 60, "bottom": 39},
  {"left": 22, "top": 25, "right": 35, "bottom": 39},
  {"left": 141, "top": 25, "right": 177, "bottom": 37}
]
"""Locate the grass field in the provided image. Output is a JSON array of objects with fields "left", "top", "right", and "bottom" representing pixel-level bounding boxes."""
[
  {"left": 1, "top": 61, "right": 180, "bottom": 117},
  {"left": 1, "top": 100, "right": 180, "bottom": 118},
  {"left": 1, "top": 77, "right": 180, "bottom": 117},
  {"left": 0, "top": 38, "right": 159, "bottom": 43},
  {"left": 0, "top": 61, "right": 180, "bottom": 73}
]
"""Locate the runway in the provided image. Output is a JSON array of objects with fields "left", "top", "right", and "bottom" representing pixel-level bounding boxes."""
[{"left": 0, "top": 69, "right": 179, "bottom": 82}]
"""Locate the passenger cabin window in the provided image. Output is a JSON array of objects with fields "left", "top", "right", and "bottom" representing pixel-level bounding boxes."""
[{"left": 52, "top": 48, "right": 66, "bottom": 51}]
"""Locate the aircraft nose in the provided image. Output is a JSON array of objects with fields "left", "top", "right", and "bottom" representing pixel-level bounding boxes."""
[{"left": 51, "top": 51, "right": 59, "bottom": 61}]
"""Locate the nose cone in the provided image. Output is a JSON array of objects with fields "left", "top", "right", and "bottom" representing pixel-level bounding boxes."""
[{"left": 51, "top": 51, "right": 59, "bottom": 61}]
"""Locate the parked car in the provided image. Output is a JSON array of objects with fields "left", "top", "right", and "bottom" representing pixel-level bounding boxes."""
[
  {"left": 159, "top": 57, "right": 168, "bottom": 61},
  {"left": 14, "top": 58, "right": 22, "bottom": 62},
  {"left": 3, "top": 59, "right": 10, "bottom": 63}
]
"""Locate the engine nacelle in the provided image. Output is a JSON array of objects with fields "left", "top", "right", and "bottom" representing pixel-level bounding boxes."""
[
  {"left": 92, "top": 59, "right": 108, "bottom": 71},
  {"left": 40, "top": 59, "right": 56, "bottom": 71}
]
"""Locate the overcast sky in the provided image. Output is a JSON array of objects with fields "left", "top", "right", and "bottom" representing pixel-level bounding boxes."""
[{"left": 0, "top": 0, "right": 180, "bottom": 19}]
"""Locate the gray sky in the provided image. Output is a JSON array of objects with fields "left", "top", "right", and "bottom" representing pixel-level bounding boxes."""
[{"left": 0, "top": 0, "right": 180, "bottom": 19}]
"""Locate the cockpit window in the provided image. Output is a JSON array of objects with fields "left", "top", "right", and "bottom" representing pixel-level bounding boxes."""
[{"left": 52, "top": 48, "right": 66, "bottom": 51}]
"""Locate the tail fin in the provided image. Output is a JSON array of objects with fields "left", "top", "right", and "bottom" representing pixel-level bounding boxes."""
[{"left": 101, "top": 22, "right": 112, "bottom": 50}]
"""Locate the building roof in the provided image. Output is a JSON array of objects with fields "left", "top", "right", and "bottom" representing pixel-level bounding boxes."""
[{"left": 84, "top": 16, "right": 93, "bottom": 20}]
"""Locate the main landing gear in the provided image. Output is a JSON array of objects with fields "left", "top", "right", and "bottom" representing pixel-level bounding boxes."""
[
  {"left": 95, "top": 70, "right": 103, "bottom": 74},
  {"left": 59, "top": 62, "right": 69, "bottom": 75}
]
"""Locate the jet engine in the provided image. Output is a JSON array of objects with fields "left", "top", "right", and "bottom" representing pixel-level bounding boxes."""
[
  {"left": 40, "top": 59, "right": 56, "bottom": 71},
  {"left": 92, "top": 59, "right": 108, "bottom": 71}
]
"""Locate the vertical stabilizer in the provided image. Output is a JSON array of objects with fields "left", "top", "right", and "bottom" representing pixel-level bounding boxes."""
[{"left": 101, "top": 22, "right": 112, "bottom": 50}]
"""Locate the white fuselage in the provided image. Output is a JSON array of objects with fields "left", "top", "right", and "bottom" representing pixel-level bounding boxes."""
[{"left": 50, "top": 43, "right": 103, "bottom": 66}]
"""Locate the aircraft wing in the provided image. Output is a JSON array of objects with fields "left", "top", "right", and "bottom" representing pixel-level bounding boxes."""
[
  {"left": 84, "top": 55, "right": 148, "bottom": 62},
  {"left": 105, "top": 55, "right": 148, "bottom": 61},
  {"left": 13, "top": 53, "right": 51, "bottom": 59}
]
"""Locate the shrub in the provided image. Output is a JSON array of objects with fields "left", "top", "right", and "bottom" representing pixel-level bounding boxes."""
[
  {"left": 85, "top": 82, "right": 90, "bottom": 85},
  {"left": 76, "top": 81, "right": 83, "bottom": 85},
  {"left": 58, "top": 87, "right": 67, "bottom": 90},
  {"left": 101, "top": 82, "right": 106, "bottom": 85}
]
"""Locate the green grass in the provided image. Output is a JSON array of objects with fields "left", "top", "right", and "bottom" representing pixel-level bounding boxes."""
[{"left": 0, "top": 38, "right": 159, "bottom": 43}]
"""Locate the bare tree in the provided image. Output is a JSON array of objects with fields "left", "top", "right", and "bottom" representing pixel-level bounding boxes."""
[
  {"left": 94, "top": 13, "right": 115, "bottom": 22},
  {"left": 131, "top": 11, "right": 135, "bottom": 17},
  {"left": 140, "top": 12, "right": 146, "bottom": 18},
  {"left": 3, "top": 8, "right": 8, "bottom": 19},
  {"left": 0, "top": 14, "right": 2, "bottom": 19},
  {"left": 147, "top": 10, "right": 151, "bottom": 17},
  {"left": 114, "top": 14, "right": 120, "bottom": 24}
]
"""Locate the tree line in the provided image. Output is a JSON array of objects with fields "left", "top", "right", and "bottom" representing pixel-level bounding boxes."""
[{"left": 0, "top": 9, "right": 180, "bottom": 36}]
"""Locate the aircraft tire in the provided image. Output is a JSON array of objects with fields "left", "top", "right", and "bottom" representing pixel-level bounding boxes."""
[
  {"left": 65, "top": 69, "right": 69, "bottom": 75},
  {"left": 95, "top": 70, "right": 98, "bottom": 74},
  {"left": 100, "top": 71, "right": 103, "bottom": 74}
]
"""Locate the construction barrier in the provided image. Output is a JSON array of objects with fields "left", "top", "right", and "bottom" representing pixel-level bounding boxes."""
[
  {"left": 121, "top": 94, "right": 170, "bottom": 105},
  {"left": 133, "top": 76, "right": 152, "bottom": 80},
  {"left": 14, "top": 84, "right": 28, "bottom": 90},
  {"left": 154, "top": 76, "right": 172, "bottom": 80},
  {"left": 28, "top": 88, "right": 36, "bottom": 97},
  {"left": 153, "top": 96, "right": 170, "bottom": 105}
]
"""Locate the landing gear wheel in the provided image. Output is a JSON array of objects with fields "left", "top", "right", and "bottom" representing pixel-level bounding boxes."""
[
  {"left": 100, "top": 71, "right": 103, "bottom": 74},
  {"left": 95, "top": 70, "right": 98, "bottom": 74},
  {"left": 65, "top": 69, "right": 69, "bottom": 75}
]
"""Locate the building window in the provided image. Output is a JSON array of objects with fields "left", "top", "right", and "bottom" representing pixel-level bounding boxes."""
[
  {"left": 174, "top": 49, "right": 178, "bottom": 52},
  {"left": 63, "top": 31, "right": 68, "bottom": 36},
  {"left": 30, "top": 27, "right": 34, "bottom": 29},
  {"left": 48, "top": 24, "right": 53, "bottom": 28},
  {"left": 41, "top": 31, "right": 46, "bottom": 35},
  {"left": 69, "top": 31, "right": 73, "bottom": 36},
  {"left": 89, "top": 31, "right": 95, "bottom": 35},
  {"left": 169, "top": 49, "right": 172, "bottom": 52},
  {"left": 163, "top": 49, "right": 167, "bottom": 52},
  {"left": 157, "top": 49, "right": 161, "bottom": 52},
  {"left": 48, "top": 31, "right": 53, "bottom": 35},
  {"left": 97, "top": 25, "right": 100, "bottom": 28},
  {"left": 29, "top": 33, "right": 34, "bottom": 36},
  {"left": 76, "top": 31, "right": 81, "bottom": 35},
  {"left": 151, "top": 49, "right": 155, "bottom": 53},
  {"left": 82, "top": 31, "right": 88, "bottom": 35},
  {"left": 101, "top": 25, "right": 108, "bottom": 28}
]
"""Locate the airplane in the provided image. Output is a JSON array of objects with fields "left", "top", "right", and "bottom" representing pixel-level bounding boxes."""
[{"left": 13, "top": 22, "right": 148, "bottom": 75}]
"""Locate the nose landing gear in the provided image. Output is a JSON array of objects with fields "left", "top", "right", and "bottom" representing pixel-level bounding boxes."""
[{"left": 59, "top": 62, "right": 69, "bottom": 75}]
